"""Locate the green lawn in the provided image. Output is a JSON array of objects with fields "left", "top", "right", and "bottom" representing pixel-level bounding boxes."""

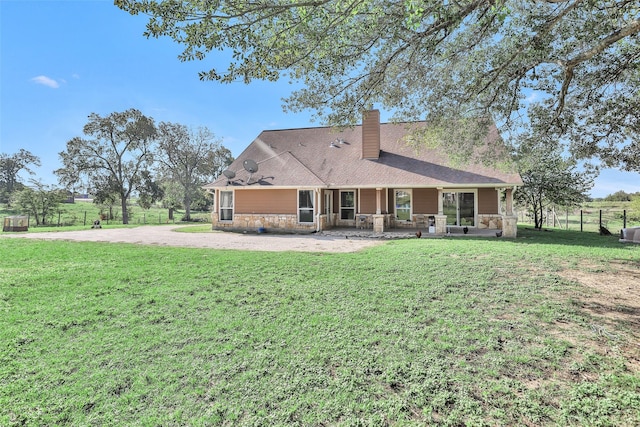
[{"left": 1, "top": 228, "right": 639, "bottom": 426}]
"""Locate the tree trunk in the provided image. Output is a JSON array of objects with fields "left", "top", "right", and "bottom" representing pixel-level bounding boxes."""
[
  {"left": 121, "top": 197, "right": 129, "bottom": 224},
  {"left": 184, "top": 197, "right": 192, "bottom": 221},
  {"left": 538, "top": 204, "right": 544, "bottom": 230}
]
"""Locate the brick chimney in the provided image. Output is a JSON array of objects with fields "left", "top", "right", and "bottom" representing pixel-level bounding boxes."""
[{"left": 361, "top": 109, "right": 380, "bottom": 160}]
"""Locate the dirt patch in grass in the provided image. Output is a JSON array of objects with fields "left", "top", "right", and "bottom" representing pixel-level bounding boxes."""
[
  {"left": 557, "top": 260, "right": 640, "bottom": 372},
  {"left": 560, "top": 260, "right": 640, "bottom": 325}
]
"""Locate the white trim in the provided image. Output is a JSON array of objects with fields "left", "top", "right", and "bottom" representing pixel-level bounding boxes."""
[
  {"left": 394, "top": 189, "right": 412, "bottom": 221},
  {"left": 339, "top": 189, "right": 356, "bottom": 220},
  {"left": 298, "top": 189, "right": 315, "bottom": 223},
  {"left": 442, "top": 189, "right": 477, "bottom": 227},
  {"left": 219, "top": 190, "right": 234, "bottom": 222}
]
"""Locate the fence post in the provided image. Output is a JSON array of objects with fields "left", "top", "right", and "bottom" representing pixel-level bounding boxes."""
[
  {"left": 545, "top": 209, "right": 548, "bottom": 227},
  {"left": 580, "top": 210, "right": 583, "bottom": 232},
  {"left": 599, "top": 210, "right": 602, "bottom": 231},
  {"left": 623, "top": 209, "right": 627, "bottom": 229},
  {"left": 84, "top": 211, "right": 87, "bottom": 226}
]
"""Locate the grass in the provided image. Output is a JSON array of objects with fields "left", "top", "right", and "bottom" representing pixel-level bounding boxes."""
[
  {"left": 173, "top": 224, "right": 214, "bottom": 233},
  {"left": 1, "top": 228, "right": 639, "bottom": 426}
]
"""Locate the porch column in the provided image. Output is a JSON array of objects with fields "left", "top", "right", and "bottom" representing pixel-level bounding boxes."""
[
  {"left": 373, "top": 187, "right": 384, "bottom": 232},
  {"left": 502, "top": 187, "right": 517, "bottom": 238},
  {"left": 505, "top": 188, "right": 514, "bottom": 215},
  {"left": 435, "top": 187, "right": 447, "bottom": 234},
  {"left": 210, "top": 189, "right": 219, "bottom": 227},
  {"left": 316, "top": 189, "right": 324, "bottom": 232}
]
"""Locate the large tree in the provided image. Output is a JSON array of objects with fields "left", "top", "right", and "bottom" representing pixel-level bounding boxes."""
[
  {"left": 116, "top": 0, "right": 639, "bottom": 168},
  {"left": 155, "top": 122, "right": 232, "bottom": 220},
  {"left": 56, "top": 109, "right": 157, "bottom": 224},
  {"left": 0, "top": 149, "right": 41, "bottom": 205}
]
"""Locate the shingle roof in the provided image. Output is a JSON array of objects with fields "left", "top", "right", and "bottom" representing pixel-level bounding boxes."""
[{"left": 204, "top": 121, "right": 523, "bottom": 189}]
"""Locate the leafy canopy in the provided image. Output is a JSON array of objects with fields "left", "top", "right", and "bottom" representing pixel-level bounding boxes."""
[
  {"left": 12, "top": 181, "right": 67, "bottom": 226},
  {"left": 55, "top": 109, "right": 157, "bottom": 224},
  {"left": 116, "top": 0, "right": 639, "bottom": 168},
  {"left": 155, "top": 122, "right": 233, "bottom": 219},
  {"left": 0, "top": 149, "right": 41, "bottom": 204}
]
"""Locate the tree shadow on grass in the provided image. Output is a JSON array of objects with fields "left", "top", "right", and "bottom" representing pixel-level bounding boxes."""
[{"left": 510, "top": 226, "right": 634, "bottom": 250}]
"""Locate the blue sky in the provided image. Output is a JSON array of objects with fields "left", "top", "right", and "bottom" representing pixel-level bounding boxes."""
[{"left": 1, "top": 0, "right": 638, "bottom": 198}]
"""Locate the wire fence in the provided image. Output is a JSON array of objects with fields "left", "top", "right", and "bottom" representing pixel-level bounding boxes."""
[
  {"left": 2, "top": 208, "right": 211, "bottom": 228},
  {"left": 517, "top": 207, "right": 639, "bottom": 234}
]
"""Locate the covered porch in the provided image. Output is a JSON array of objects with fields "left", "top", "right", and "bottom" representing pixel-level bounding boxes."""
[{"left": 320, "top": 186, "right": 518, "bottom": 238}]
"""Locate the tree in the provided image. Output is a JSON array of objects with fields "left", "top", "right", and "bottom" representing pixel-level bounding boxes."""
[
  {"left": 136, "top": 170, "right": 164, "bottom": 210},
  {"left": 12, "top": 181, "right": 66, "bottom": 226},
  {"left": 116, "top": 0, "right": 639, "bottom": 168},
  {"left": 90, "top": 174, "right": 122, "bottom": 221},
  {"left": 630, "top": 195, "right": 640, "bottom": 222},
  {"left": 56, "top": 109, "right": 157, "bottom": 224},
  {"left": 155, "top": 122, "right": 233, "bottom": 220},
  {"left": 0, "top": 149, "right": 41, "bottom": 205},
  {"left": 604, "top": 190, "right": 633, "bottom": 202},
  {"left": 515, "top": 134, "right": 595, "bottom": 230}
]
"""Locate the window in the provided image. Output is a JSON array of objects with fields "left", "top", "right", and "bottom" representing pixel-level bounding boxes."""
[
  {"left": 340, "top": 190, "right": 355, "bottom": 220},
  {"left": 395, "top": 189, "right": 411, "bottom": 221},
  {"left": 219, "top": 191, "right": 233, "bottom": 221},
  {"left": 298, "top": 190, "right": 314, "bottom": 223}
]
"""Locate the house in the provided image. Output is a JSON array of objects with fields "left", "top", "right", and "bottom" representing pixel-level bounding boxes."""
[{"left": 203, "top": 110, "right": 522, "bottom": 237}]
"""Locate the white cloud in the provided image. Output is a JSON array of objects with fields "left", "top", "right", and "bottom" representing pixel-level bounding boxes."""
[
  {"left": 525, "top": 91, "right": 539, "bottom": 103},
  {"left": 31, "top": 75, "right": 60, "bottom": 88}
]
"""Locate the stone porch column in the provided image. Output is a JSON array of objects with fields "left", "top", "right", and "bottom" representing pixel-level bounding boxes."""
[
  {"left": 435, "top": 215, "right": 447, "bottom": 234},
  {"left": 502, "top": 187, "right": 517, "bottom": 237},
  {"left": 373, "top": 214, "right": 385, "bottom": 233},
  {"left": 502, "top": 215, "right": 518, "bottom": 238}
]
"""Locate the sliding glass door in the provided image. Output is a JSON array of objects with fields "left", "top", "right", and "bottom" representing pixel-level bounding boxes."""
[{"left": 443, "top": 192, "right": 475, "bottom": 226}]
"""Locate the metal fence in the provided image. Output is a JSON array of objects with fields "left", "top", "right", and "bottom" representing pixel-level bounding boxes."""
[
  {"left": 517, "top": 207, "right": 639, "bottom": 234},
  {"left": 3, "top": 209, "right": 211, "bottom": 228}
]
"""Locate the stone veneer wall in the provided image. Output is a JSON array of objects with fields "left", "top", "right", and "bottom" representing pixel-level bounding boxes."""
[
  {"left": 211, "top": 212, "right": 509, "bottom": 233},
  {"left": 477, "top": 214, "right": 503, "bottom": 229},
  {"left": 211, "top": 212, "right": 316, "bottom": 232}
]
